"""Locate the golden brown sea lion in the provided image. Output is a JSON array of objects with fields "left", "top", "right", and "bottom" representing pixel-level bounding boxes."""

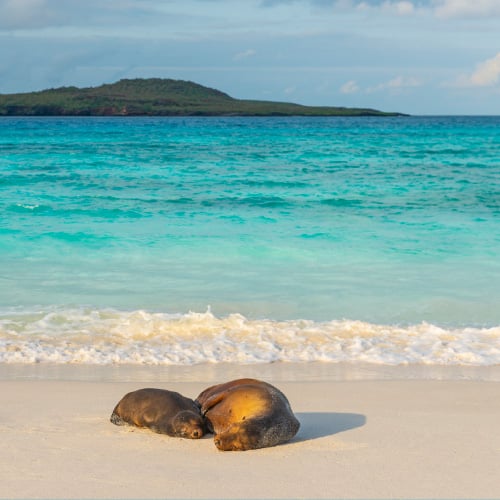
[
  {"left": 196, "top": 378, "right": 300, "bottom": 451},
  {"left": 110, "top": 388, "right": 205, "bottom": 439}
]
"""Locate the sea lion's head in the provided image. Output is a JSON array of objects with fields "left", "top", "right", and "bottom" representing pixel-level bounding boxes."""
[
  {"left": 171, "top": 410, "right": 205, "bottom": 439},
  {"left": 212, "top": 421, "right": 260, "bottom": 451},
  {"left": 214, "top": 432, "right": 246, "bottom": 451}
]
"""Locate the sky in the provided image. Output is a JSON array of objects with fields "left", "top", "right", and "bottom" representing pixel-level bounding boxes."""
[{"left": 1, "top": 0, "right": 500, "bottom": 115}]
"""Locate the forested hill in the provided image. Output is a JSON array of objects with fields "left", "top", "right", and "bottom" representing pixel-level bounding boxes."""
[{"left": 0, "top": 78, "right": 405, "bottom": 116}]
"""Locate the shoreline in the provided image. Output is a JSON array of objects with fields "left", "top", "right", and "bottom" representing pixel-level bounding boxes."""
[
  {"left": 1, "top": 363, "right": 499, "bottom": 498},
  {"left": 1, "top": 361, "right": 500, "bottom": 382}
]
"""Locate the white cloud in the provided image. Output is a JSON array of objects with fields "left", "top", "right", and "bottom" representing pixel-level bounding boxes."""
[
  {"left": 309, "top": 0, "right": 500, "bottom": 18},
  {"left": 454, "top": 53, "right": 500, "bottom": 88},
  {"left": 0, "top": 0, "right": 51, "bottom": 29},
  {"left": 233, "top": 49, "right": 257, "bottom": 61},
  {"left": 352, "top": 0, "right": 500, "bottom": 18},
  {"left": 367, "top": 75, "right": 421, "bottom": 93},
  {"left": 340, "top": 80, "right": 360, "bottom": 94},
  {"left": 470, "top": 53, "right": 500, "bottom": 87},
  {"left": 339, "top": 75, "right": 421, "bottom": 95},
  {"left": 360, "top": 1, "right": 416, "bottom": 16},
  {"left": 434, "top": 0, "right": 500, "bottom": 19},
  {"left": 390, "top": 1, "right": 415, "bottom": 15}
]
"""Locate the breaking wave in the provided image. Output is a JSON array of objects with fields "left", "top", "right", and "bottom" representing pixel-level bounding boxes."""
[{"left": 1, "top": 307, "right": 499, "bottom": 366}]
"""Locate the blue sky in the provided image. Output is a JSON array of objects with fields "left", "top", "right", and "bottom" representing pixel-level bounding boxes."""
[{"left": 1, "top": 0, "right": 499, "bottom": 114}]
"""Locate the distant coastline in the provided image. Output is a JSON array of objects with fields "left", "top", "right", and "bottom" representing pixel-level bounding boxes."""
[{"left": 0, "top": 78, "right": 407, "bottom": 117}]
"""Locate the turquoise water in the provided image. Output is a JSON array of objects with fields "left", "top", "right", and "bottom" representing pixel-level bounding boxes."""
[{"left": 1, "top": 116, "right": 499, "bottom": 365}]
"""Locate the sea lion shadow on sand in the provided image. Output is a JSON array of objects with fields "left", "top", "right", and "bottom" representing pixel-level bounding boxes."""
[{"left": 292, "top": 412, "right": 366, "bottom": 442}]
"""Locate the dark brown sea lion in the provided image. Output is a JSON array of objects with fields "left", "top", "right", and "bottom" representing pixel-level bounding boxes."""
[
  {"left": 196, "top": 378, "right": 300, "bottom": 451},
  {"left": 110, "top": 388, "right": 205, "bottom": 439}
]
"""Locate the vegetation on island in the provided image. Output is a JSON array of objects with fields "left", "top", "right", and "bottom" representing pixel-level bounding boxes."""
[{"left": 0, "top": 78, "right": 405, "bottom": 117}]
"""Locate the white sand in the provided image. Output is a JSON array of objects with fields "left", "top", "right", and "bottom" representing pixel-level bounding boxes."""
[{"left": 1, "top": 363, "right": 499, "bottom": 499}]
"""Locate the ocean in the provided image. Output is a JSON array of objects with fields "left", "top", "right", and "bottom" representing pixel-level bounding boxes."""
[{"left": 1, "top": 115, "right": 499, "bottom": 366}]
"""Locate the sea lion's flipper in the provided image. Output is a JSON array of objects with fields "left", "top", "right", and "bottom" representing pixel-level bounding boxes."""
[{"left": 199, "top": 392, "right": 226, "bottom": 415}]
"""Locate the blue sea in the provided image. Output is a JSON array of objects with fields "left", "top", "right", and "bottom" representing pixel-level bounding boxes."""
[{"left": 1, "top": 116, "right": 499, "bottom": 365}]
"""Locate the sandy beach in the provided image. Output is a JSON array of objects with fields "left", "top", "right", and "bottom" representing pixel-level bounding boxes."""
[{"left": 1, "top": 363, "right": 499, "bottom": 499}]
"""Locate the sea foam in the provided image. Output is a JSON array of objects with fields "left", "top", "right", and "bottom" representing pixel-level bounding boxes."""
[{"left": 1, "top": 307, "right": 498, "bottom": 366}]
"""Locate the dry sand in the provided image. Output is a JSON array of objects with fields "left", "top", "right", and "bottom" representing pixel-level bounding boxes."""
[{"left": 1, "top": 363, "right": 499, "bottom": 499}]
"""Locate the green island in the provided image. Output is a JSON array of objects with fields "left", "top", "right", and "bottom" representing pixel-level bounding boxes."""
[{"left": 0, "top": 78, "right": 405, "bottom": 117}]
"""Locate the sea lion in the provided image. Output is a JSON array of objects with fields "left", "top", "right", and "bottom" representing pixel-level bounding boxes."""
[
  {"left": 196, "top": 378, "right": 300, "bottom": 451},
  {"left": 110, "top": 388, "right": 205, "bottom": 439}
]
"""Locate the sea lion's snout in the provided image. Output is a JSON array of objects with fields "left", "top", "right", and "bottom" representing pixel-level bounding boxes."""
[
  {"left": 213, "top": 433, "right": 244, "bottom": 451},
  {"left": 190, "top": 427, "right": 203, "bottom": 439}
]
